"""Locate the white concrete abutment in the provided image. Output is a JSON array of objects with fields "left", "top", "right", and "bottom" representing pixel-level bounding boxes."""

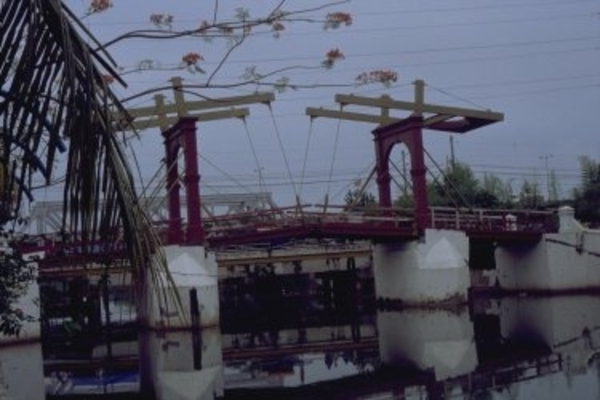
[
  {"left": 373, "top": 229, "right": 470, "bottom": 306},
  {"left": 373, "top": 207, "right": 600, "bottom": 306},
  {"left": 146, "top": 245, "right": 224, "bottom": 400},
  {"left": 496, "top": 207, "right": 600, "bottom": 293}
]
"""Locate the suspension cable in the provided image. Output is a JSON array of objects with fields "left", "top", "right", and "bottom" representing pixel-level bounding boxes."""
[
  {"left": 426, "top": 82, "right": 490, "bottom": 111},
  {"left": 140, "top": 158, "right": 169, "bottom": 200},
  {"left": 390, "top": 159, "right": 413, "bottom": 193},
  {"left": 241, "top": 117, "right": 269, "bottom": 194},
  {"left": 346, "top": 166, "right": 377, "bottom": 208},
  {"left": 324, "top": 107, "right": 343, "bottom": 211},
  {"left": 428, "top": 168, "right": 462, "bottom": 209},
  {"left": 199, "top": 153, "right": 256, "bottom": 194},
  {"left": 330, "top": 161, "right": 375, "bottom": 205},
  {"left": 266, "top": 103, "right": 298, "bottom": 203},
  {"left": 141, "top": 151, "right": 184, "bottom": 221},
  {"left": 299, "top": 117, "right": 315, "bottom": 201},
  {"left": 423, "top": 146, "right": 471, "bottom": 209},
  {"left": 126, "top": 136, "right": 146, "bottom": 195}
]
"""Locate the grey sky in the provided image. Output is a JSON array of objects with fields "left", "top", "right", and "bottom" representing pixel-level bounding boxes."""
[{"left": 56, "top": 0, "right": 600, "bottom": 207}]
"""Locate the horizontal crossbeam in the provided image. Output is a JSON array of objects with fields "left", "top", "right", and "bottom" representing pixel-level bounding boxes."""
[
  {"left": 334, "top": 94, "right": 503, "bottom": 122},
  {"left": 119, "top": 108, "right": 250, "bottom": 131},
  {"left": 121, "top": 92, "right": 274, "bottom": 121}
]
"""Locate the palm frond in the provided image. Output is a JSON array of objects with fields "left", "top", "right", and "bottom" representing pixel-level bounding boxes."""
[{"left": 0, "top": 0, "right": 178, "bottom": 319}]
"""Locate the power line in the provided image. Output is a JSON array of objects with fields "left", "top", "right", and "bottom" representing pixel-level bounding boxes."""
[
  {"left": 354, "top": 0, "right": 597, "bottom": 15},
  {"left": 86, "top": 0, "right": 596, "bottom": 27},
  {"left": 116, "top": 46, "right": 600, "bottom": 98},
  {"left": 192, "top": 35, "right": 600, "bottom": 65}
]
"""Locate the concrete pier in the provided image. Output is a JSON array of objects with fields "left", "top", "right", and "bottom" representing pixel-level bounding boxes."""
[
  {"left": 147, "top": 245, "right": 224, "bottom": 400},
  {"left": 149, "top": 245, "right": 220, "bottom": 329},
  {"left": 495, "top": 207, "right": 600, "bottom": 293},
  {"left": 373, "top": 229, "right": 470, "bottom": 306}
]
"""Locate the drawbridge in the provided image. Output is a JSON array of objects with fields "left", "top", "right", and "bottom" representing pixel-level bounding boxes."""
[{"left": 16, "top": 77, "right": 556, "bottom": 276}]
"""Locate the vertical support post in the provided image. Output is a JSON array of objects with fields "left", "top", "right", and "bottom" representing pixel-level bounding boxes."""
[
  {"left": 373, "top": 118, "right": 429, "bottom": 232},
  {"left": 190, "top": 288, "right": 202, "bottom": 370},
  {"left": 411, "top": 80, "right": 428, "bottom": 232},
  {"left": 413, "top": 79, "right": 425, "bottom": 116},
  {"left": 408, "top": 126, "right": 429, "bottom": 232},
  {"left": 170, "top": 77, "right": 188, "bottom": 117},
  {"left": 162, "top": 117, "right": 204, "bottom": 245},
  {"left": 374, "top": 140, "right": 392, "bottom": 209},
  {"left": 163, "top": 129, "right": 183, "bottom": 245},
  {"left": 180, "top": 118, "right": 204, "bottom": 245}
]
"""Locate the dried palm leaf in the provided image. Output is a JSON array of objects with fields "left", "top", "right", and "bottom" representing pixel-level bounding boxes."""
[{"left": 0, "top": 0, "right": 180, "bottom": 323}]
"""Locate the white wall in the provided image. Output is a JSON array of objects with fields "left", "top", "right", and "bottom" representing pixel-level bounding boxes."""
[
  {"left": 150, "top": 245, "right": 220, "bottom": 329},
  {"left": 496, "top": 230, "right": 600, "bottom": 292},
  {"left": 496, "top": 241, "right": 549, "bottom": 291},
  {"left": 374, "top": 230, "right": 470, "bottom": 304},
  {"left": 0, "top": 251, "right": 43, "bottom": 344}
]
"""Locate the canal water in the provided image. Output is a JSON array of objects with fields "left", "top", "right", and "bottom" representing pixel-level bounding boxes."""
[{"left": 2, "top": 264, "right": 600, "bottom": 399}]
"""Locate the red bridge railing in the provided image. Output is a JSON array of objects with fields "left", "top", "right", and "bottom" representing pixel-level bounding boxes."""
[{"left": 16, "top": 204, "right": 558, "bottom": 271}]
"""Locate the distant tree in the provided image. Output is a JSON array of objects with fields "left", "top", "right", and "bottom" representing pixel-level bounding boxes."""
[
  {"left": 572, "top": 156, "right": 600, "bottom": 225},
  {"left": 518, "top": 179, "right": 544, "bottom": 209},
  {"left": 0, "top": 246, "right": 35, "bottom": 335},
  {"left": 429, "top": 162, "right": 503, "bottom": 208},
  {"left": 481, "top": 173, "right": 514, "bottom": 208},
  {"left": 394, "top": 191, "right": 414, "bottom": 208},
  {"left": 547, "top": 169, "right": 560, "bottom": 203},
  {"left": 394, "top": 162, "right": 516, "bottom": 209},
  {"left": 439, "top": 162, "right": 480, "bottom": 206},
  {"left": 344, "top": 189, "right": 377, "bottom": 208}
]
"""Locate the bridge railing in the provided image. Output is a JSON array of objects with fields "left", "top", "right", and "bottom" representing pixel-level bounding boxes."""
[
  {"left": 203, "top": 203, "right": 417, "bottom": 235},
  {"left": 429, "top": 206, "right": 557, "bottom": 232},
  {"left": 202, "top": 203, "right": 558, "bottom": 239},
  {"left": 309, "top": 204, "right": 415, "bottom": 227}
]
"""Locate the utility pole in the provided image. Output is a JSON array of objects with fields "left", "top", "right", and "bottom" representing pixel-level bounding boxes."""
[
  {"left": 540, "top": 154, "right": 554, "bottom": 202},
  {"left": 449, "top": 136, "right": 456, "bottom": 172}
]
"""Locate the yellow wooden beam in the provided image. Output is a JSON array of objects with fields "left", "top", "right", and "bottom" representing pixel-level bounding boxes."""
[
  {"left": 122, "top": 108, "right": 250, "bottom": 131},
  {"left": 118, "top": 92, "right": 274, "bottom": 121},
  {"left": 335, "top": 94, "right": 504, "bottom": 122},
  {"left": 306, "top": 107, "right": 402, "bottom": 125}
]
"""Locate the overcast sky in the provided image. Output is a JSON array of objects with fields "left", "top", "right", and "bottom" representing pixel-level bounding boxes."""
[{"left": 55, "top": 0, "right": 600, "bottom": 207}]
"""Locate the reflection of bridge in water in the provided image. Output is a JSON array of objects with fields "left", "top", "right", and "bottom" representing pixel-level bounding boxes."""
[{"left": 220, "top": 292, "right": 582, "bottom": 399}]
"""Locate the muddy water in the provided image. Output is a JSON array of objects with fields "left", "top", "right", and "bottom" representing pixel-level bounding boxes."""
[
  {"left": 2, "top": 270, "right": 600, "bottom": 399},
  {"left": 220, "top": 271, "right": 600, "bottom": 399}
]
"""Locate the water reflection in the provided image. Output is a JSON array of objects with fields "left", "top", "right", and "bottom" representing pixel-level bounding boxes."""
[
  {"left": 377, "top": 309, "right": 477, "bottom": 381},
  {"left": 3, "top": 269, "right": 600, "bottom": 399},
  {"left": 0, "top": 342, "right": 44, "bottom": 400},
  {"left": 221, "top": 280, "right": 600, "bottom": 399}
]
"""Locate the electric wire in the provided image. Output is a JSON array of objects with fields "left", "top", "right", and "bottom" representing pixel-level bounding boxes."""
[
  {"left": 299, "top": 117, "right": 315, "bottom": 200},
  {"left": 241, "top": 117, "right": 269, "bottom": 194},
  {"left": 324, "top": 106, "right": 344, "bottom": 210},
  {"left": 199, "top": 153, "right": 256, "bottom": 194},
  {"left": 425, "top": 83, "right": 492, "bottom": 111},
  {"left": 266, "top": 103, "right": 299, "bottom": 201}
]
